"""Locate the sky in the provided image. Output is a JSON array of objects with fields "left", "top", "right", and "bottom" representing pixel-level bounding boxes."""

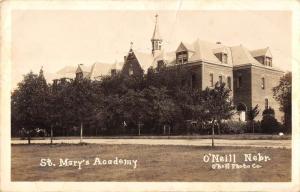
[{"left": 12, "top": 10, "right": 291, "bottom": 87}]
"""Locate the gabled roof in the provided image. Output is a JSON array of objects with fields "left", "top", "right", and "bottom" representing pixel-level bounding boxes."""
[
  {"left": 90, "top": 62, "right": 122, "bottom": 79},
  {"left": 230, "top": 45, "right": 262, "bottom": 66},
  {"left": 176, "top": 42, "right": 195, "bottom": 53},
  {"left": 76, "top": 64, "right": 90, "bottom": 74},
  {"left": 133, "top": 51, "right": 157, "bottom": 71},
  {"left": 123, "top": 39, "right": 281, "bottom": 73},
  {"left": 250, "top": 47, "right": 272, "bottom": 58},
  {"left": 171, "top": 39, "right": 233, "bottom": 66},
  {"left": 56, "top": 62, "right": 115, "bottom": 80},
  {"left": 213, "top": 47, "right": 228, "bottom": 54}
]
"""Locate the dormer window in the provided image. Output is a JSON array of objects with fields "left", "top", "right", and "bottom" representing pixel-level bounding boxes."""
[
  {"left": 176, "top": 51, "right": 188, "bottom": 64},
  {"left": 222, "top": 53, "right": 228, "bottom": 64},
  {"left": 157, "top": 60, "right": 166, "bottom": 70},
  {"left": 215, "top": 52, "right": 228, "bottom": 64},
  {"left": 76, "top": 72, "right": 83, "bottom": 80},
  {"left": 265, "top": 57, "right": 272, "bottom": 67},
  {"left": 251, "top": 47, "right": 272, "bottom": 67}
]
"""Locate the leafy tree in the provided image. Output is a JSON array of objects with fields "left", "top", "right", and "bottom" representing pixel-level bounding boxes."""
[
  {"left": 246, "top": 104, "right": 260, "bottom": 133},
  {"left": 202, "top": 82, "right": 235, "bottom": 147},
  {"left": 261, "top": 107, "right": 279, "bottom": 134},
  {"left": 49, "top": 78, "right": 75, "bottom": 138},
  {"left": 121, "top": 89, "right": 151, "bottom": 135},
  {"left": 11, "top": 69, "right": 50, "bottom": 144},
  {"left": 143, "top": 86, "right": 181, "bottom": 134},
  {"left": 273, "top": 72, "right": 292, "bottom": 133},
  {"left": 71, "top": 78, "right": 99, "bottom": 141}
]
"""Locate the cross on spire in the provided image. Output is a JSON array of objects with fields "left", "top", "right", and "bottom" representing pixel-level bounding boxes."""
[{"left": 130, "top": 41, "right": 133, "bottom": 49}]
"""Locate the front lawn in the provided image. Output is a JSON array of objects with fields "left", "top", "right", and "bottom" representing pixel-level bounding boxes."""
[{"left": 11, "top": 144, "right": 291, "bottom": 182}]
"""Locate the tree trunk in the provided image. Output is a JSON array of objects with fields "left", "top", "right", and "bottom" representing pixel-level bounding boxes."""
[
  {"left": 138, "top": 124, "right": 141, "bottom": 136},
  {"left": 212, "top": 120, "right": 215, "bottom": 148},
  {"left": 27, "top": 135, "right": 31, "bottom": 145},
  {"left": 50, "top": 125, "right": 53, "bottom": 144},
  {"left": 252, "top": 121, "right": 255, "bottom": 134},
  {"left": 80, "top": 122, "right": 83, "bottom": 143}
]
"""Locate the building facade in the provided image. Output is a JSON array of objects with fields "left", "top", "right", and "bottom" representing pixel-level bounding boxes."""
[{"left": 120, "top": 15, "right": 285, "bottom": 122}]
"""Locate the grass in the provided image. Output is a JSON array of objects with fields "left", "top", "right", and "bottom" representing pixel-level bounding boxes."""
[{"left": 11, "top": 144, "right": 291, "bottom": 182}]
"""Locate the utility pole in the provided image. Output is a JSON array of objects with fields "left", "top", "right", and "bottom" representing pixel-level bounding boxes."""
[
  {"left": 80, "top": 122, "right": 83, "bottom": 143},
  {"left": 212, "top": 120, "right": 215, "bottom": 148}
]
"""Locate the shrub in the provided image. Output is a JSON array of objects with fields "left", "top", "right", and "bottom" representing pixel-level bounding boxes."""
[
  {"left": 220, "top": 120, "right": 247, "bottom": 134},
  {"left": 245, "top": 121, "right": 262, "bottom": 133},
  {"left": 262, "top": 107, "right": 275, "bottom": 116},
  {"left": 261, "top": 115, "right": 280, "bottom": 134}
]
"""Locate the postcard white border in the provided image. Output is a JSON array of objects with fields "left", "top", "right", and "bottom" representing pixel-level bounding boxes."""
[{"left": 1, "top": 0, "right": 300, "bottom": 191}]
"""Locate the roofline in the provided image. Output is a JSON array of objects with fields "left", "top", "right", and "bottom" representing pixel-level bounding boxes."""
[
  {"left": 187, "top": 59, "right": 233, "bottom": 69},
  {"left": 233, "top": 63, "right": 284, "bottom": 73}
]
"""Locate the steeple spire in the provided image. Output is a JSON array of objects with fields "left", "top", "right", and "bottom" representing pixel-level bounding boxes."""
[
  {"left": 152, "top": 14, "right": 162, "bottom": 41},
  {"left": 151, "top": 14, "right": 163, "bottom": 57}
]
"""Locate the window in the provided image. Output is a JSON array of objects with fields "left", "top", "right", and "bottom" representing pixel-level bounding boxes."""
[
  {"left": 219, "top": 75, "right": 223, "bottom": 84},
  {"left": 261, "top": 77, "right": 265, "bottom": 89},
  {"left": 222, "top": 53, "right": 228, "bottom": 64},
  {"left": 237, "top": 76, "right": 242, "bottom": 88},
  {"left": 265, "top": 57, "right": 272, "bottom": 67},
  {"left": 157, "top": 60, "right": 165, "bottom": 70},
  {"left": 209, "top": 73, "right": 214, "bottom": 87},
  {"left": 176, "top": 51, "right": 188, "bottom": 64},
  {"left": 129, "top": 68, "right": 133, "bottom": 76},
  {"left": 111, "top": 69, "right": 117, "bottom": 76},
  {"left": 265, "top": 98, "right": 269, "bottom": 109},
  {"left": 215, "top": 52, "right": 228, "bottom": 64},
  {"left": 227, "top": 76, "right": 232, "bottom": 90},
  {"left": 76, "top": 72, "right": 83, "bottom": 80},
  {"left": 191, "top": 74, "right": 196, "bottom": 89}
]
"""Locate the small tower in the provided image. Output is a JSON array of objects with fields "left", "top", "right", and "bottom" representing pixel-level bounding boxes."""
[{"left": 151, "top": 14, "right": 163, "bottom": 57}]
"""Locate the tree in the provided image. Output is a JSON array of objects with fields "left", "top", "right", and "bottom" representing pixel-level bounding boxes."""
[
  {"left": 202, "top": 82, "right": 235, "bottom": 147},
  {"left": 273, "top": 72, "right": 292, "bottom": 133},
  {"left": 121, "top": 89, "right": 151, "bottom": 135},
  {"left": 70, "top": 78, "right": 98, "bottom": 142},
  {"left": 143, "top": 86, "right": 180, "bottom": 134},
  {"left": 261, "top": 107, "right": 279, "bottom": 134},
  {"left": 246, "top": 104, "right": 260, "bottom": 133},
  {"left": 11, "top": 69, "right": 51, "bottom": 144}
]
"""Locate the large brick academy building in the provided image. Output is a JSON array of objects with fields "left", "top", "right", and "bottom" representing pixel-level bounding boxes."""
[{"left": 118, "top": 14, "right": 285, "bottom": 121}]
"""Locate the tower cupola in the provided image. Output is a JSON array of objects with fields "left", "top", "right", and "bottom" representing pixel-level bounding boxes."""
[{"left": 151, "top": 14, "right": 163, "bottom": 57}]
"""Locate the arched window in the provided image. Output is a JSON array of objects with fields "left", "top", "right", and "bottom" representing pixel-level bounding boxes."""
[
  {"left": 227, "top": 76, "right": 232, "bottom": 90},
  {"left": 129, "top": 68, "right": 133, "bottom": 76},
  {"left": 209, "top": 73, "right": 214, "bottom": 87},
  {"left": 261, "top": 77, "right": 265, "bottom": 89},
  {"left": 191, "top": 74, "right": 196, "bottom": 89},
  {"left": 237, "top": 76, "right": 242, "bottom": 88},
  {"left": 236, "top": 103, "right": 247, "bottom": 121},
  {"left": 219, "top": 75, "right": 223, "bottom": 84},
  {"left": 265, "top": 98, "right": 269, "bottom": 109}
]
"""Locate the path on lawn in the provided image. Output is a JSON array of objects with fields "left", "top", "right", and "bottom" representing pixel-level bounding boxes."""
[{"left": 11, "top": 138, "right": 291, "bottom": 148}]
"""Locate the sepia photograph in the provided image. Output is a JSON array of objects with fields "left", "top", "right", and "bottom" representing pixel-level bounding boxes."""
[{"left": 1, "top": 0, "right": 300, "bottom": 191}]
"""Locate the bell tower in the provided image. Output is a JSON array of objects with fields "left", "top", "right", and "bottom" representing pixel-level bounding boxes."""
[{"left": 151, "top": 14, "right": 163, "bottom": 57}]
